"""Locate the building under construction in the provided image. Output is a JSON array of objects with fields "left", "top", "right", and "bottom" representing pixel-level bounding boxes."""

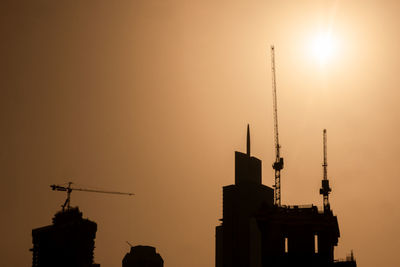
[
  {"left": 31, "top": 207, "right": 100, "bottom": 267},
  {"left": 31, "top": 183, "right": 132, "bottom": 267},
  {"left": 215, "top": 127, "right": 356, "bottom": 267}
]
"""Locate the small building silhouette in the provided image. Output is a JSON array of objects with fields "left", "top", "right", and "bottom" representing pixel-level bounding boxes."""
[
  {"left": 122, "top": 245, "right": 163, "bottom": 267},
  {"left": 216, "top": 128, "right": 356, "bottom": 267},
  {"left": 31, "top": 207, "right": 99, "bottom": 267}
]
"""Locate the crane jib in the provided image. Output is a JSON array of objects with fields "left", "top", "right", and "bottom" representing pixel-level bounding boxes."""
[
  {"left": 270, "top": 45, "right": 284, "bottom": 207},
  {"left": 50, "top": 183, "right": 134, "bottom": 211}
]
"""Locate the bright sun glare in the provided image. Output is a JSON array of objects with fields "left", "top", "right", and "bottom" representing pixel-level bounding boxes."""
[{"left": 311, "top": 32, "right": 338, "bottom": 65}]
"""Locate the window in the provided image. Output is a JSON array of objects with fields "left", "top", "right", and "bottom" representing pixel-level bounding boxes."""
[
  {"left": 285, "top": 237, "right": 288, "bottom": 253},
  {"left": 314, "top": 234, "right": 318, "bottom": 253}
]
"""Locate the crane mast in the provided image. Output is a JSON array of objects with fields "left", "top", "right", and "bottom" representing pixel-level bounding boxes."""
[
  {"left": 271, "top": 45, "right": 284, "bottom": 206},
  {"left": 51, "top": 182, "right": 134, "bottom": 211},
  {"left": 320, "top": 129, "right": 331, "bottom": 213}
]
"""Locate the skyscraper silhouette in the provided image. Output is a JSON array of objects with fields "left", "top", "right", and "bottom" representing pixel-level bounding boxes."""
[
  {"left": 216, "top": 126, "right": 273, "bottom": 267},
  {"left": 215, "top": 127, "right": 356, "bottom": 267}
]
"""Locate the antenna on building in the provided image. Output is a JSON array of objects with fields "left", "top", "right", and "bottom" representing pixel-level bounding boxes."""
[
  {"left": 271, "top": 45, "right": 284, "bottom": 206},
  {"left": 247, "top": 124, "right": 251, "bottom": 156},
  {"left": 320, "top": 129, "right": 331, "bottom": 213}
]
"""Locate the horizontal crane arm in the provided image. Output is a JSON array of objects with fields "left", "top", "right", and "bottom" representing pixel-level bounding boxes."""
[
  {"left": 50, "top": 183, "right": 134, "bottom": 211},
  {"left": 72, "top": 187, "right": 134, "bottom": 196}
]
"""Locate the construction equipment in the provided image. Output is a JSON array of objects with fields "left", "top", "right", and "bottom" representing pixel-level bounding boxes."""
[
  {"left": 51, "top": 182, "right": 134, "bottom": 211},
  {"left": 270, "top": 45, "right": 284, "bottom": 206},
  {"left": 319, "top": 129, "right": 331, "bottom": 213}
]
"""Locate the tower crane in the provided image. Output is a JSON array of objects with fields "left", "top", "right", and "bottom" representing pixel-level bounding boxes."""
[
  {"left": 50, "top": 182, "right": 134, "bottom": 211},
  {"left": 320, "top": 129, "right": 331, "bottom": 213},
  {"left": 271, "top": 45, "right": 284, "bottom": 206}
]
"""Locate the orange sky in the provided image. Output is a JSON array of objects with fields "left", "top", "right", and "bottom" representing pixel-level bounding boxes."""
[{"left": 1, "top": 1, "right": 400, "bottom": 267}]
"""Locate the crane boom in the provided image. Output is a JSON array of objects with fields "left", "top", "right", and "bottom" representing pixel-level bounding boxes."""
[
  {"left": 323, "top": 129, "right": 327, "bottom": 181},
  {"left": 72, "top": 188, "right": 134, "bottom": 196},
  {"left": 51, "top": 182, "right": 134, "bottom": 211},
  {"left": 320, "top": 129, "right": 331, "bottom": 213},
  {"left": 271, "top": 46, "right": 280, "bottom": 159},
  {"left": 271, "top": 45, "right": 284, "bottom": 206}
]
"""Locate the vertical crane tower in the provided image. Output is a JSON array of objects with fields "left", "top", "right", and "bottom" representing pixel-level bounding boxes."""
[
  {"left": 320, "top": 129, "right": 331, "bottom": 213},
  {"left": 271, "top": 45, "right": 284, "bottom": 206}
]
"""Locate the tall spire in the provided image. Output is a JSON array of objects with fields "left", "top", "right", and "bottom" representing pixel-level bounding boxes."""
[{"left": 247, "top": 124, "right": 250, "bottom": 156}]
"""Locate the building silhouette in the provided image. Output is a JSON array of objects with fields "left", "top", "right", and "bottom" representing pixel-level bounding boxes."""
[
  {"left": 122, "top": 245, "right": 164, "bottom": 267},
  {"left": 215, "top": 128, "right": 356, "bottom": 267},
  {"left": 31, "top": 207, "right": 100, "bottom": 267}
]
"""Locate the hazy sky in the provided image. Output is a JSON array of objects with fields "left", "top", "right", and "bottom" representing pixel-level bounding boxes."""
[{"left": 2, "top": 1, "right": 400, "bottom": 267}]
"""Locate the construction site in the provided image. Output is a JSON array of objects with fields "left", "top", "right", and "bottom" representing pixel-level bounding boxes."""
[
  {"left": 30, "top": 47, "right": 357, "bottom": 267},
  {"left": 215, "top": 47, "right": 356, "bottom": 267},
  {"left": 215, "top": 126, "right": 356, "bottom": 267}
]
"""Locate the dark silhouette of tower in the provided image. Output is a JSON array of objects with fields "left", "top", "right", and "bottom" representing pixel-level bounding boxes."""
[
  {"left": 216, "top": 125, "right": 274, "bottom": 267},
  {"left": 122, "top": 245, "right": 163, "bottom": 267},
  {"left": 31, "top": 207, "right": 99, "bottom": 267},
  {"left": 215, "top": 126, "right": 356, "bottom": 267}
]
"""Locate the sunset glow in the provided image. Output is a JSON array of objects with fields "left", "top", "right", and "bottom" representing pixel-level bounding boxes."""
[
  {"left": 4, "top": 1, "right": 399, "bottom": 267},
  {"left": 310, "top": 32, "right": 338, "bottom": 65}
]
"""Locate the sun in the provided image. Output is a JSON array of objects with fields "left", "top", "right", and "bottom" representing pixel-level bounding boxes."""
[{"left": 310, "top": 32, "right": 338, "bottom": 65}]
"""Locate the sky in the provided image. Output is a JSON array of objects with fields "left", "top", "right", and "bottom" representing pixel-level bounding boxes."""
[{"left": 1, "top": 1, "right": 400, "bottom": 267}]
